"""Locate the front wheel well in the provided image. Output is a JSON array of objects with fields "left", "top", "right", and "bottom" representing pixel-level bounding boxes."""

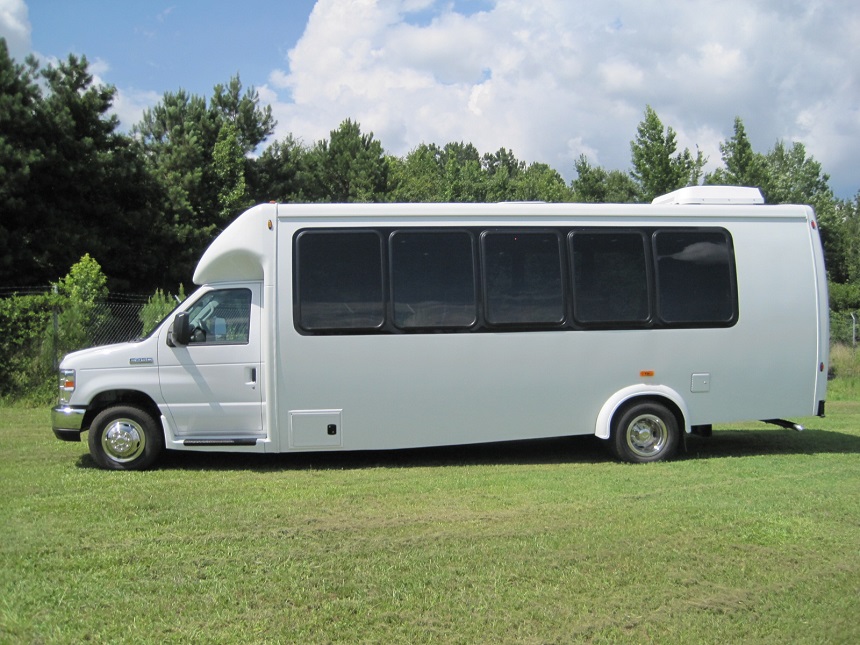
[{"left": 81, "top": 390, "right": 162, "bottom": 431}]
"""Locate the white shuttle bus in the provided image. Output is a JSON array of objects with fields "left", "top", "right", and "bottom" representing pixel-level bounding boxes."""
[{"left": 52, "top": 186, "right": 829, "bottom": 469}]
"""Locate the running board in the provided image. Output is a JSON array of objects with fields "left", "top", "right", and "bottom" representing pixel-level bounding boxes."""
[
  {"left": 183, "top": 438, "right": 259, "bottom": 446},
  {"left": 763, "top": 419, "right": 804, "bottom": 432}
]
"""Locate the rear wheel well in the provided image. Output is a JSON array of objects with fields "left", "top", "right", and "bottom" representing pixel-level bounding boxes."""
[
  {"left": 608, "top": 395, "right": 685, "bottom": 463},
  {"left": 81, "top": 391, "right": 161, "bottom": 431},
  {"left": 611, "top": 395, "right": 685, "bottom": 433}
]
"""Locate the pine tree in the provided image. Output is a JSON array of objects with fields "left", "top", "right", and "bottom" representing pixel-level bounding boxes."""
[{"left": 630, "top": 105, "right": 706, "bottom": 202}]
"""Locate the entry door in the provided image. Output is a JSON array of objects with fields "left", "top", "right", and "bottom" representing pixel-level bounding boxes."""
[{"left": 157, "top": 284, "right": 263, "bottom": 438}]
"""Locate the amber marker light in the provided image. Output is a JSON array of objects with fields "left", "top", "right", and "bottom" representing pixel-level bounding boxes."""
[{"left": 640, "top": 370, "right": 655, "bottom": 378}]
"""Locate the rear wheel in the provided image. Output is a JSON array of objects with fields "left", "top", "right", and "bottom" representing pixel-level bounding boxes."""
[
  {"left": 88, "top": 405, "right": 163, "bottom": 470},
  {"left": 611, "top": 401, "right": 679, "bottom": 463}
]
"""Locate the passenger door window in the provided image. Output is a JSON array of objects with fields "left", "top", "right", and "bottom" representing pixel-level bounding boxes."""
[{"left": 185, "top": 289, "right": 252, "bottom": 344}]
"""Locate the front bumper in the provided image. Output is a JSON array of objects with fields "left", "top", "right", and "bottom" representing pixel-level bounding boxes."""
[{"left": 51, "top": 406, "right": 87, "bottom": 442}]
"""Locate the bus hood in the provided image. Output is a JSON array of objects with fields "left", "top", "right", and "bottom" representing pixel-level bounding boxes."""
[{"left": 59, "top": 338, "right": 158, "bottom": 371}]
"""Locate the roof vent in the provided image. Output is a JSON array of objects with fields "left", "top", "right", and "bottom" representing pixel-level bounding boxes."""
[{"left": 652, "top": 186, "right": 765, "bottom": 205}]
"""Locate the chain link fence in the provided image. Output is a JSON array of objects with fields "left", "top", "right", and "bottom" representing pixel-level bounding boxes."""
[
  {"left": 831, "top": 311, "right": 859, "bottom": 348},
  {"left": 0, "top": 288, "right": 157, "bottom": 397},
  {"left": 80, "top": 297, "right": 151, "bottom": 346},
  {"left": 44, "top": 294, "right": 158, "bottom": 370},
  {"left": 830, "top": 312, "right": 860, "bottom": 380}
]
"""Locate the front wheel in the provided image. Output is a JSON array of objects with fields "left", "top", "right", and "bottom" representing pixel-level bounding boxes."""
[
  {"left": 611, "top": 401, "right": 679, "bottom": 463},
  {"left": 88, "top": 405, "right": 164, "bottom": 470}
]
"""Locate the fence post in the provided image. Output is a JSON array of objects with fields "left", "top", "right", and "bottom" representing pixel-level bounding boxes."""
[
  {"left": 852, "top": 312, "right": 857, "bottom": 351},
  {"left": 52, "top": 284, "right": 59, "bottom": 371}
]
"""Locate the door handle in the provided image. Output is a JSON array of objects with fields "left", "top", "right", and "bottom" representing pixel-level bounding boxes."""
[{"left": 246, "top": 367, "right": 257, "bottom": 388}]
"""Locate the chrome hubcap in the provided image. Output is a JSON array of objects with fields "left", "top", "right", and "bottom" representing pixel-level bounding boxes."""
[
  {"left": 626, "top": 414, "right": 668, "bottom": 458},
  {"left": 102, "top": 419, "right": 146, "bottom": 462}
]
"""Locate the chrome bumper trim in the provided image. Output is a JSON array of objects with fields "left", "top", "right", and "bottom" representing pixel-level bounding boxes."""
[{"left": 51, "top": 406, "right": 87, "bottom": 441}]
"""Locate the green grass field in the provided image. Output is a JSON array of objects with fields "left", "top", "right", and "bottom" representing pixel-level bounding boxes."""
[{"left": 1, "top": 393, "right": 859, "bottom": 643}]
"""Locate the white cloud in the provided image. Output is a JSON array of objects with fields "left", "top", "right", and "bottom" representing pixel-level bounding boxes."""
[
  {"left": 88, "top": 57, "right": 110, "bottom": 78},
  {"left": 111, "top": 87, "right": 162, "bottom": 130},
  {"left": 599, "top": 59, "right": 645, "bottom": 94},
  {"left": 156, "top": 6, "right": 176, "bottom": 23},
  {"left": 72, "top": 57, "right": 158, "bottom": 131},
  {"left": 0, "top": 0, "right": 30, "bottom": 59},
  {"left": 258, "top": 0, "right": 859, "bottom": 196},
  {"left": 268, "top": 68, "right": 291, "bottom": 90}
]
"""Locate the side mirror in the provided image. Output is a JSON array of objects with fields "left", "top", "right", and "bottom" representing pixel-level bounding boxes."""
[{"left": 170, "top": 312, "right": 191, "bottom": 346}]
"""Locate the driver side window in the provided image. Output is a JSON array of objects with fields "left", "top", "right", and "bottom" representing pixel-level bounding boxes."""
[{"left": 185, "top": 289, "right": 252, "bottom": 345}]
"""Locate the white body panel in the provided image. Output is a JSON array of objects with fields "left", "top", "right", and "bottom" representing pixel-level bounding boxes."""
[
  {"left": 156, "top": 283, "right": 264, "bottom": 439},
  {"left": 56, "top": 191, "right": 829, "bottom": 458},
  {"left": 271, "top": 205, "right": 826, "bottom": 451}
]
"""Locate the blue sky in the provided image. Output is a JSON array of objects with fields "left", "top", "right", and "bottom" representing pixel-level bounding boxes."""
[
  {"left": 26, "top": 1, "right": 317, "bottom": 100},
  {"left": 3, "top": 0, "right": 858, "bottom": 199}
]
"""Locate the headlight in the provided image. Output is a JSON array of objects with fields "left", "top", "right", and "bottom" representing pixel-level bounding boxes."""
[{"left": 58, "top": 369, "right": 75, "bottom": 405}]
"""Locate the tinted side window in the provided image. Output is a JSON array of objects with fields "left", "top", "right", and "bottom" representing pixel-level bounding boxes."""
[
  {"left": 654, "top": 229, "right": 736, "bottom": 324},
  {"left": 391, "top": 231, "right": 476, "bottom": 329},
  {"left": 482, "top": 231, "right": 564, "bottom": 325},
  {"left": 186, "top": 289, "right": 252, "bottom": 345},
  {"left": 570, "top": 231, "right": 650, "bottom": 324},
  {"left": 296, "top": 231, "right": 384, "bottom": 330}
]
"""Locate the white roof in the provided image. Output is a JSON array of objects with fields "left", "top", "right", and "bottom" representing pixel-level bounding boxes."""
[{"left": 651, "top": 186, "right": 765, "bottom": 205}]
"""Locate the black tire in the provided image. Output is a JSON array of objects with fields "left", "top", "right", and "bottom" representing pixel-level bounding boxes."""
[
  {"left": 88, "top": 405, "right": 164, "bottom": 470},
  {"left": 611, "top": 401, "right": 679, "bottom": 463}
]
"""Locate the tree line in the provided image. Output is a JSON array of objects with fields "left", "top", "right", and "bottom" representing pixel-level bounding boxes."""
[{"left": 1, "top": 39, "right": 858, "bottom": 311}]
